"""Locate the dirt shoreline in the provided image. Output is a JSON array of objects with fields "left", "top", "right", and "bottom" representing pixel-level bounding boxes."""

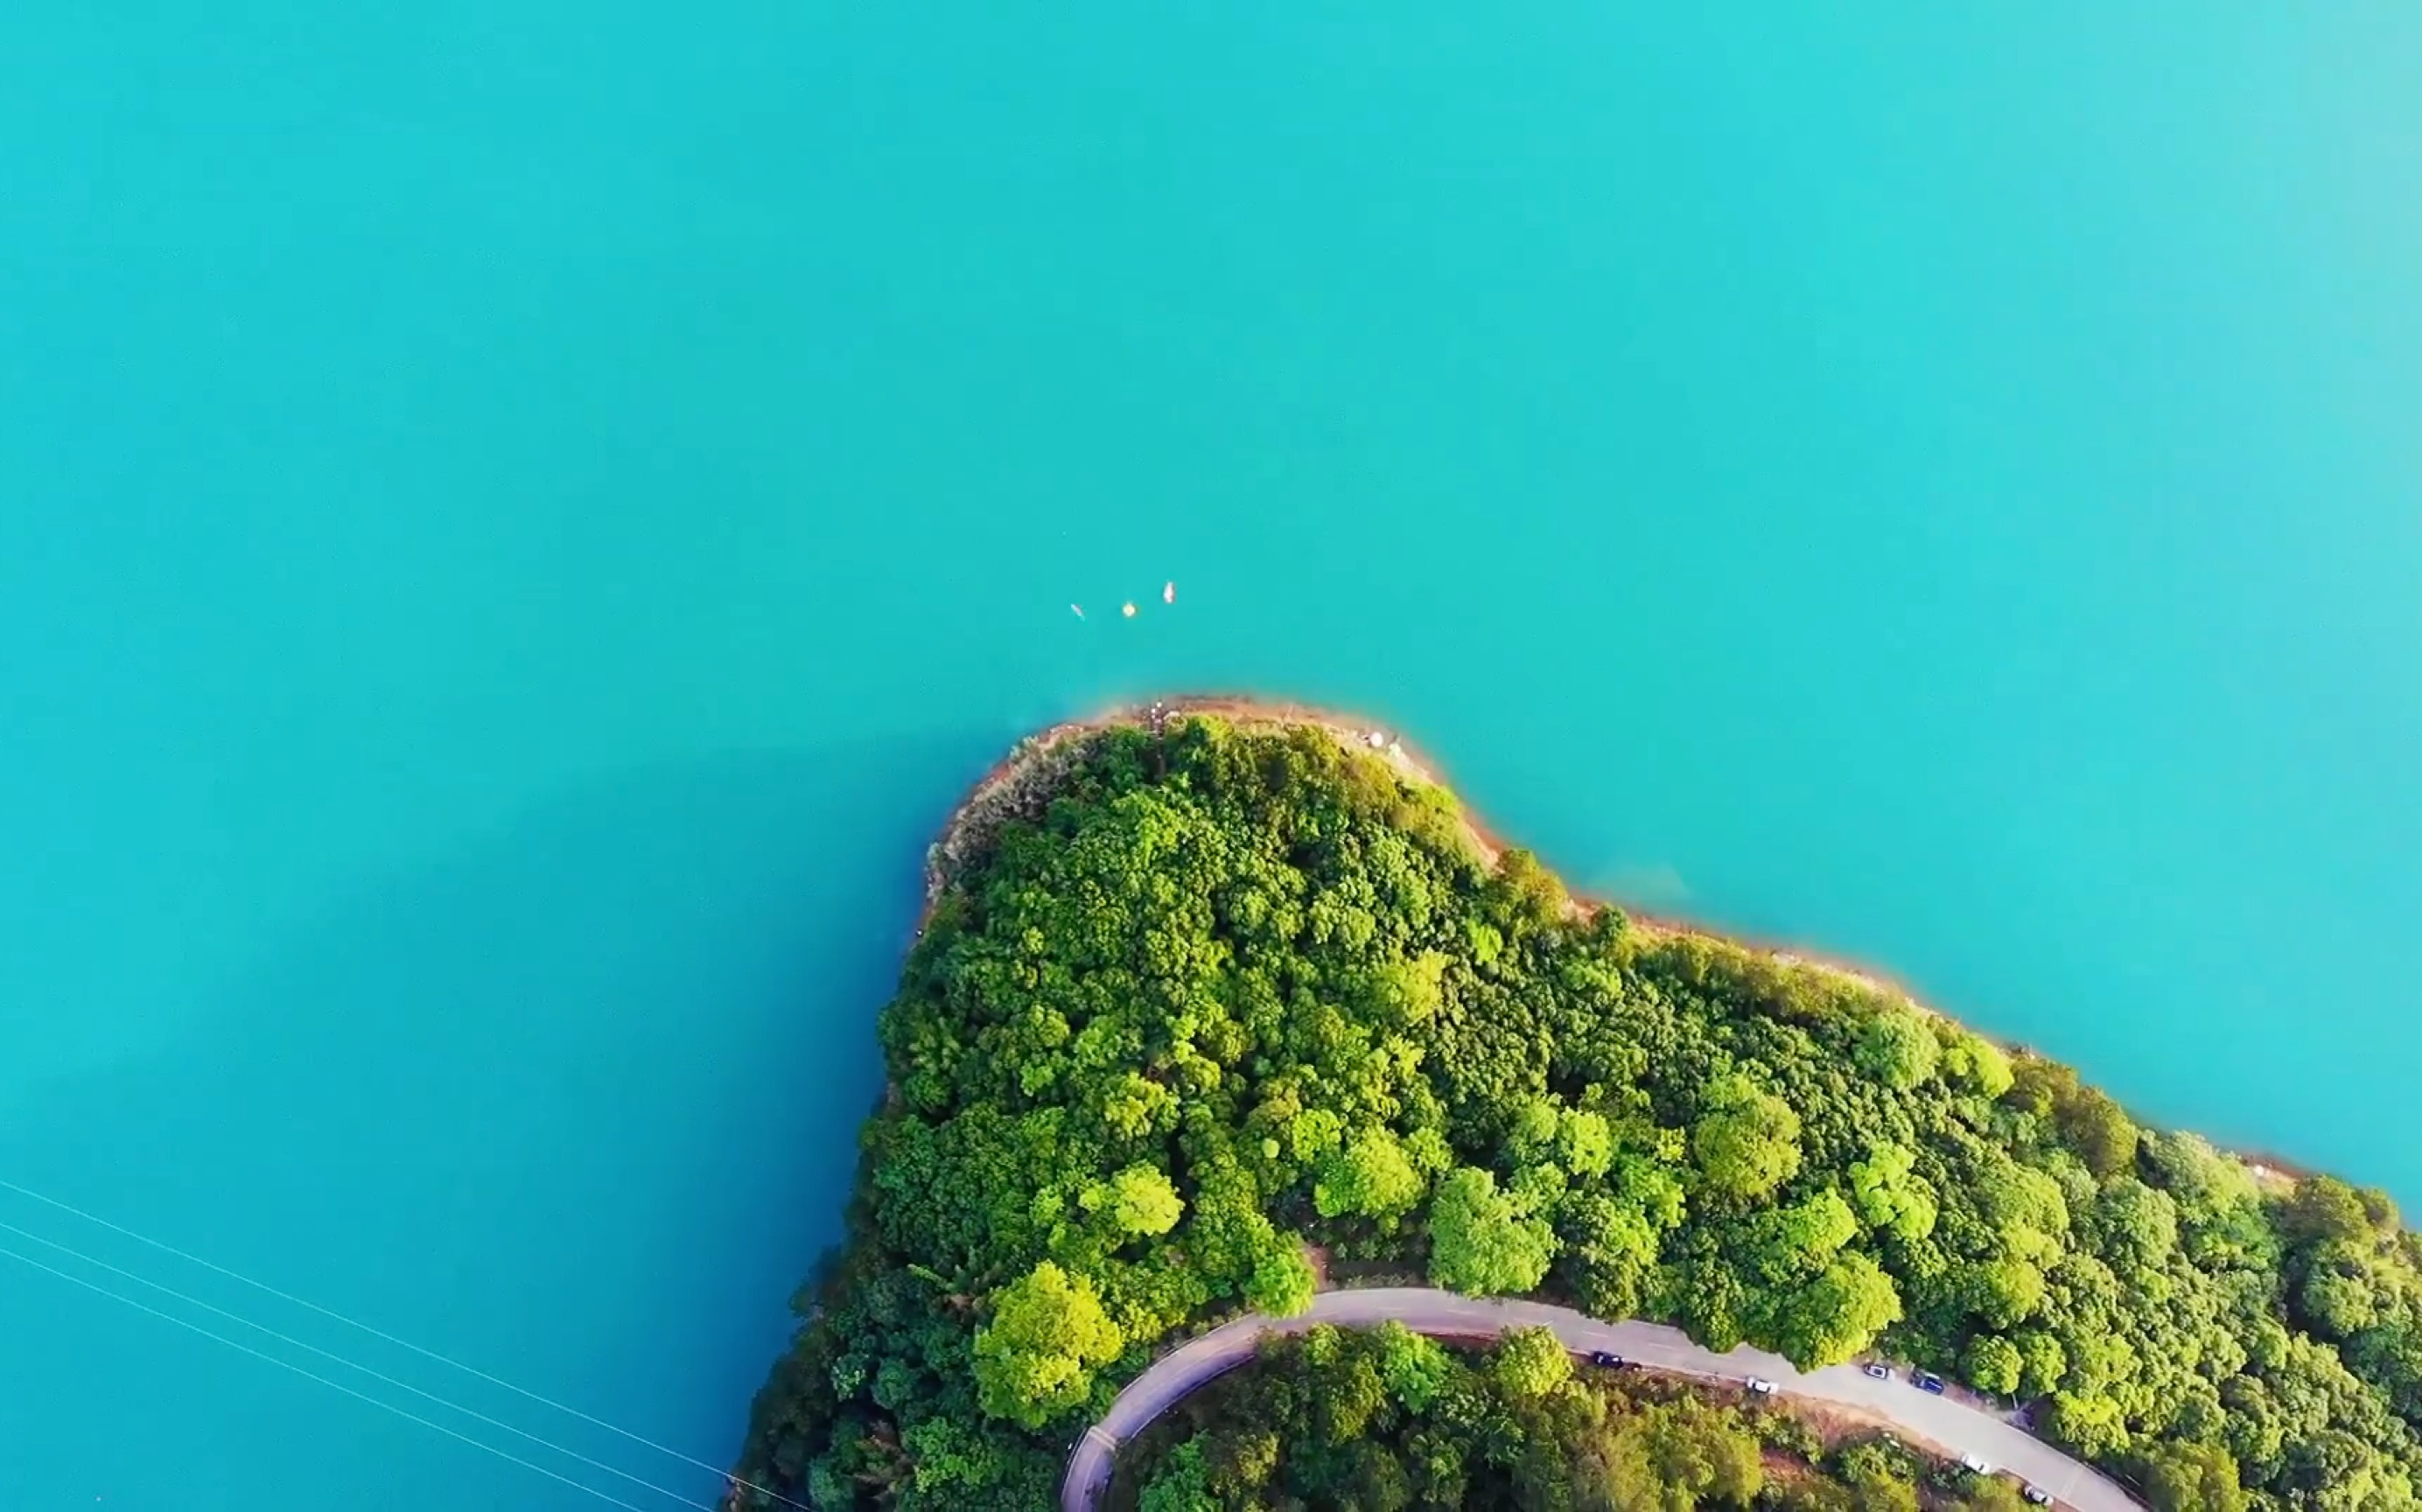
[{"left": 917, "top": 692, "right": 2311, "bottom": 1192}]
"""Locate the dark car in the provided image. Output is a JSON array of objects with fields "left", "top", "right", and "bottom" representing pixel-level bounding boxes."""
[
  {"left": 1914, "top": 1372, "right": 1947, "bottom": 1395},
  {"left": 1588, "top": 1350, "right": 1631, "bottom": 1369}
]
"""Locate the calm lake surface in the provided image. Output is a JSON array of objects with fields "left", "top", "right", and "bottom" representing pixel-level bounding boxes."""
[{"left": 4, "top": 7, "right": 2419, "bottom": 1508}]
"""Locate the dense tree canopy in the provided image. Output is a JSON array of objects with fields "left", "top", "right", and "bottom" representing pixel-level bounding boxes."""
[
  {"left": 732, "top": 715, "right": 2422, "bottom": 1508},
  {"left": 973, "top": 1262, "right": 1128, "bottom": 1431},
  {"left": 1114, "top": 1325, "right": 2030, "bottom": 1512}
]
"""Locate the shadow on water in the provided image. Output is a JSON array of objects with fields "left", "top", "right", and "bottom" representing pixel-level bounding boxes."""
[{"left": 0, "top": 730, "right": 996, "bottom": 1512}]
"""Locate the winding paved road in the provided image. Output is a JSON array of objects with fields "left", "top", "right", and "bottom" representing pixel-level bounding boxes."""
[{"left": 1061, "top": 1288, "right": 2139, "bottom": 1512}]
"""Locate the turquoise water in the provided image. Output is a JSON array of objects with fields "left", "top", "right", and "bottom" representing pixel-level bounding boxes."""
[{"left": 4, "top": 5, "right": 2420, "bottom": 1507}]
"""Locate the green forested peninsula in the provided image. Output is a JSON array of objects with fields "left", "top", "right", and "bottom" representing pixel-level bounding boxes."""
[{"left": 733, "top": 712, "right": 2422, "bottom": 1510}]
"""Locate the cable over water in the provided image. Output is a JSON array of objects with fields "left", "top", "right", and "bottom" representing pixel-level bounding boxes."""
[
  {"left": 0, "top": 1218, "right": 710, "bottom": 1508},
  {"left": 0, "top": 1175, "right": 812, "bottom": 1512},
  {"left": 0, "top": 1240, "right": 662, "bottom": 1512}
]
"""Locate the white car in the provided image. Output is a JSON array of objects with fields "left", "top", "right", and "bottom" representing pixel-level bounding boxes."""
[
  {"left": 1862, "top": 1362, "right": 1893, "bottom": 1380},
  {"left": 1959, "top": 1452, "right": 1993, "bottom": 1475},
  {"left": 1746, "top": 1377, "right": 1779, "bottom": 1396}
]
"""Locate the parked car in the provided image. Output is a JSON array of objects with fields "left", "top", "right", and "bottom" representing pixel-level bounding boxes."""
[
  {"left": 1588, "top": 1351, "right": 1631, "bottom": 1369},
  {"left": 1914, "top": 1371, "right": 1947, "bottom": 1395},
  {"left": 1862, "top": 1363, "right": 1892, "bottom": 1380},
  {"left": 2022, "top": 1488, "right": 2053, "bottom": 1506},
  {"left": 1746, "top": 1377, "right": 1779, "bottom": 1396},
  {"left": 1959, "top": 1452, "right": 1993, "bottom": 1475}
]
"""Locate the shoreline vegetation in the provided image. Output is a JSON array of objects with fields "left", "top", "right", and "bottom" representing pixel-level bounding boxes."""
[
  {"left": 737, "top": 701, "right": 2418, "bottom": 1510},
  {"left": 928, "top": 696, "right": 2290, "bottom": 1186},
  {"left": 934, "top": 695, "right": 2034, "bottom": 1011}
]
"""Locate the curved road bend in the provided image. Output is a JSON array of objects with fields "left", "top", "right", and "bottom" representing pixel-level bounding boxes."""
[{"left": 1062, "top": 1287, "right": 2139, "bottom": 1512}]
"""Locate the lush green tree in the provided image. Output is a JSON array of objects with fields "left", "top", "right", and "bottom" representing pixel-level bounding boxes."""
[
  {"left": 1958, "top": 1250, "right": 2049, "bottom": 1329},
  {"left": 1765, "top": 1188, "right": 1859, "bottom": 1269},
  {"left": 972, "top": 1261, "right": 1125, "bottom": 1429},
  {"left": 2043, "top": 1390, "right": 2131, "bottom": 1460},
  {"left": 2283, "top": 1426, "right": 2418, "bottom": 1510},
  {"left": 2298, "top": 1242, "right": 2384, "bottom": 1339},
  {"left": 1561, "top": 1187, "right": 1664, "bottom": 1319},
  {"left": 1965, "top": 1333, "right": 2024, "bottom": 1396},
  {"left": 1832, "top": 1441, "right": 1921, "bottom": 1512},
  {"left": 1429, "top": 1166, "right": 1558, "bottom": 1295},
  {"left": 1313, "top": 1129, "right": 1424, "bottom": 1223},
  {"left": 2142, "top": 1130, "right": 2257, "bottom": 1212},
  {"left": 2087, "top": 1176, "right": 2178, "bottom": 1275},
  {"left": 1977, "top": 1160, "right": 2071, "bottom": 1251},
  {"left": 1838, "top": 1473, "right": 1918, "bottom": 1512},
  {"left": 1509, "top": 1158, "right": 1572, "bottom": 1219},
  {"left": 1490, "top": 1325, "right": 1573, "bottom": 1399},
  {"left": 2285, "top": 1176, "right": 2377, "bottom": 1247},
  {"left": 1690, "top": 1074, "right": 1802, "bottom": 1201},
  {"left": 1136, "top": 1439, "right": 1217, "bottom": 1512},
  {"left": 1376, "top": 1320, "right": 1453, "bottom": 1412},
  {"left": 1847, "top": 1141, "right": 1938, "bottom": 1242},
  {"left": 1855, "top": 1010, "right": 1940, "bottom": 1089},
  {"left": 1489, "top": 846, "right": 1568, "bottom": 927},
  {"left": 899, "top": 1417, "right": 1024, "bottom": 1499},
  {"left": 1838, "top": 1475, "right": 1917, "bottom": 1512},
  {"left": 2014, "top": 1329, "right": 2068, "bottom": 1397},
  {"left": 1243, "top": 1242, "right": 1316, "bottom": 1318},
  {"left": 1948, "top": 1480, "right": 2029, "bottom": 1512},
  {"left": 1090, "top": 1165, "right": 1184, "bottom": 1240},
  {"left": 1766, "top": 1250, "right": 1903, "bottom": 1369},
  {"left": 2059, "top": 1088, "right": 2140, "bottom": 1180},
  {"left": 1940, "top": 1030, "right": 2014, "bottom": 1098},
  {"left": 1598, "top": 1395, "right": 1764, "bottom": 1509},
  {"left": 1299, "top": 1325, "right": 1390, "bottom": 1444},
  {"left": 1559, "top": 1107, "right": 1616, "bottom": 1181},
  {"left": 1365, "top": 951, "right": 1446, "bottom": 1027},
  {"left": 2140, "top": 1438, "right": 2249, "bottom": 1512},
  {"left": 1507, "top": 1097, "right": 1563, "bottom": 1164}
]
